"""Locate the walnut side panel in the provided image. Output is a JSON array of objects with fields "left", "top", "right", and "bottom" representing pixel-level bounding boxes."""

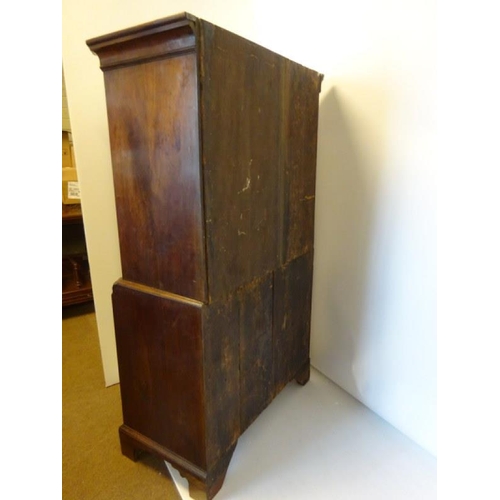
[
  {"left": 104, "top": 52, "right": 206, "bottom": 301},
  {"left": 112, "top": 282, "right": 207, "bottom": 468}
]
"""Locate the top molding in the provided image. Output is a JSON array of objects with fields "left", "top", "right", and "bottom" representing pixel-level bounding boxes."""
[
  {"left": 86, "top": 13, "right": 200, "bottom": 70},
  {"left": 87, "top": 12, "right": 198, "bottom": 52}
]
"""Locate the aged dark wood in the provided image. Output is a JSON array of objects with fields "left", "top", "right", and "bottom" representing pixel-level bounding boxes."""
[
  {"left": 200, "top": 22, "right": 282, "bottom": 301},
  {"left": 273, "top": 252, "right": 314, "bottom": 393},
  {"left": 112, "top": 281, "right": 206, "bottom": 468},
  {"left": 281, "top": 64, "right": 321, "bottom": 264},
  {"left": 104, "top": 52, "right": 207, "bottom": 301},
  {"left": 88, "top": 12, "right": 322, "bottom": 499},
  {"left": 202, "top": 294, "right": 240, "bottom": 469},
  {"left": 238, "top": 274, "right": 274, "bottom": 432},
  {"left": 62, "top": 204, "right": 93, "bottom": 307},
  {"left": 62, "top": 203, "right": 84, "bottom": 225}
]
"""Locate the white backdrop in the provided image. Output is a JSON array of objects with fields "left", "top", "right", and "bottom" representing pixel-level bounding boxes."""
[{"left": 62, "top": 0, "right": 436, "bottom": 457}]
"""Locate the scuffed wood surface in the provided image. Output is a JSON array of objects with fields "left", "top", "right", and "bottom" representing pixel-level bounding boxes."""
[
  {"left": 200, "top": 22, "right": 281, "bottom": 301},
  {"left": 89, "top": 12, "right": 322, "bottom": 499},
  {"left": 237, "top": 274, "right": 274, "bottom": 433}
]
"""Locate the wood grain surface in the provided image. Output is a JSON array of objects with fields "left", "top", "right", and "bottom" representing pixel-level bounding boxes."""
[
  {"left": 104, "top": 52, "right": 207, "bottom": 301},
  {"left": 88, "top": 13, "right": 322, "bottom": 499}
]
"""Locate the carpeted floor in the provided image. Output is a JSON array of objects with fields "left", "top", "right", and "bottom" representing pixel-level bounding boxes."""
[{"left": 62, "top": 302, "right": 181, "bottom": 500}]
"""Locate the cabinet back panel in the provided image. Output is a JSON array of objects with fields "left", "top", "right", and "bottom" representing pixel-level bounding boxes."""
[
  {"left": 282, "top": 64, "right": 321, "bottom": 263},
  {"left": 273, "top": 252, "right": 314, "bottom": 392},
  {"left": 200, "top": 23, "right": 281, "bottom": 301},
  {"left": 238, "top": 274, "right": 274, "bottom": 433}
]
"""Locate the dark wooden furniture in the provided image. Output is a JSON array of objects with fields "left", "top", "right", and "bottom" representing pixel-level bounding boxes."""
[
  {"left": 87, "top": 13, "right": 322, "bottom": 499},
  {"left": 62, "top": 204, "right": 93, "bottom": 307}
]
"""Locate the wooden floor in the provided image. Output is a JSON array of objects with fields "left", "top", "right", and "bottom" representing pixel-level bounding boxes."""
[{"left": 62, "top": 302, "right": 180, "bottom": 500}]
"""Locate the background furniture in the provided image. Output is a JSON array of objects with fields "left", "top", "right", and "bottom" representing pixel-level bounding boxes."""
[{"left": 62, "top": 204, "right": 93, "bottom": 307}]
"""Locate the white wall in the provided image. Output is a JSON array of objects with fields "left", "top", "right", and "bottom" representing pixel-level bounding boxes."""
[
  {"left": 62, "top": 69, "right": 71, "bottom": 131},
  {"left": 63, "top": 0, "right": 436, "bottom": 455}
]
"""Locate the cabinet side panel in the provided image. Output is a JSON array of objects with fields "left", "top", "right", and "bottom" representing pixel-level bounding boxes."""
[
  {"left": 112, "top": 283, "right": 206, "bottom": 468},
  {"left": 200, "top": 22, "right": 281, "bottom": 301},
  {"left": 273, "top": 252, "right": 314, "bottom": 393},
  {"left": 202, "top": 298, "right": 240, "bottom": 465},
  {"left": 104, "top": 52, "right": 206, "bottom": 300},
  {"left": 238, "top": 274, "right": 274, "bottom": 433},
  {"left": 282, "top": 63, "right": 321, "bottom": 264}
]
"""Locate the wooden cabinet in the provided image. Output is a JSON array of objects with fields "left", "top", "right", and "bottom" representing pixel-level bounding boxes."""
[
  {"left": 87, "top": 12, "right": 322, "bottom": 499},
  {"left": 62, "top": 204, "right": 93, "bottom": 307}
]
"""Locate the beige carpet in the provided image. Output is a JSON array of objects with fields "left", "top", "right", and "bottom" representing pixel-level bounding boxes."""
[{"left": 62, "top": 302, "right": 181, "bottom": 500}]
